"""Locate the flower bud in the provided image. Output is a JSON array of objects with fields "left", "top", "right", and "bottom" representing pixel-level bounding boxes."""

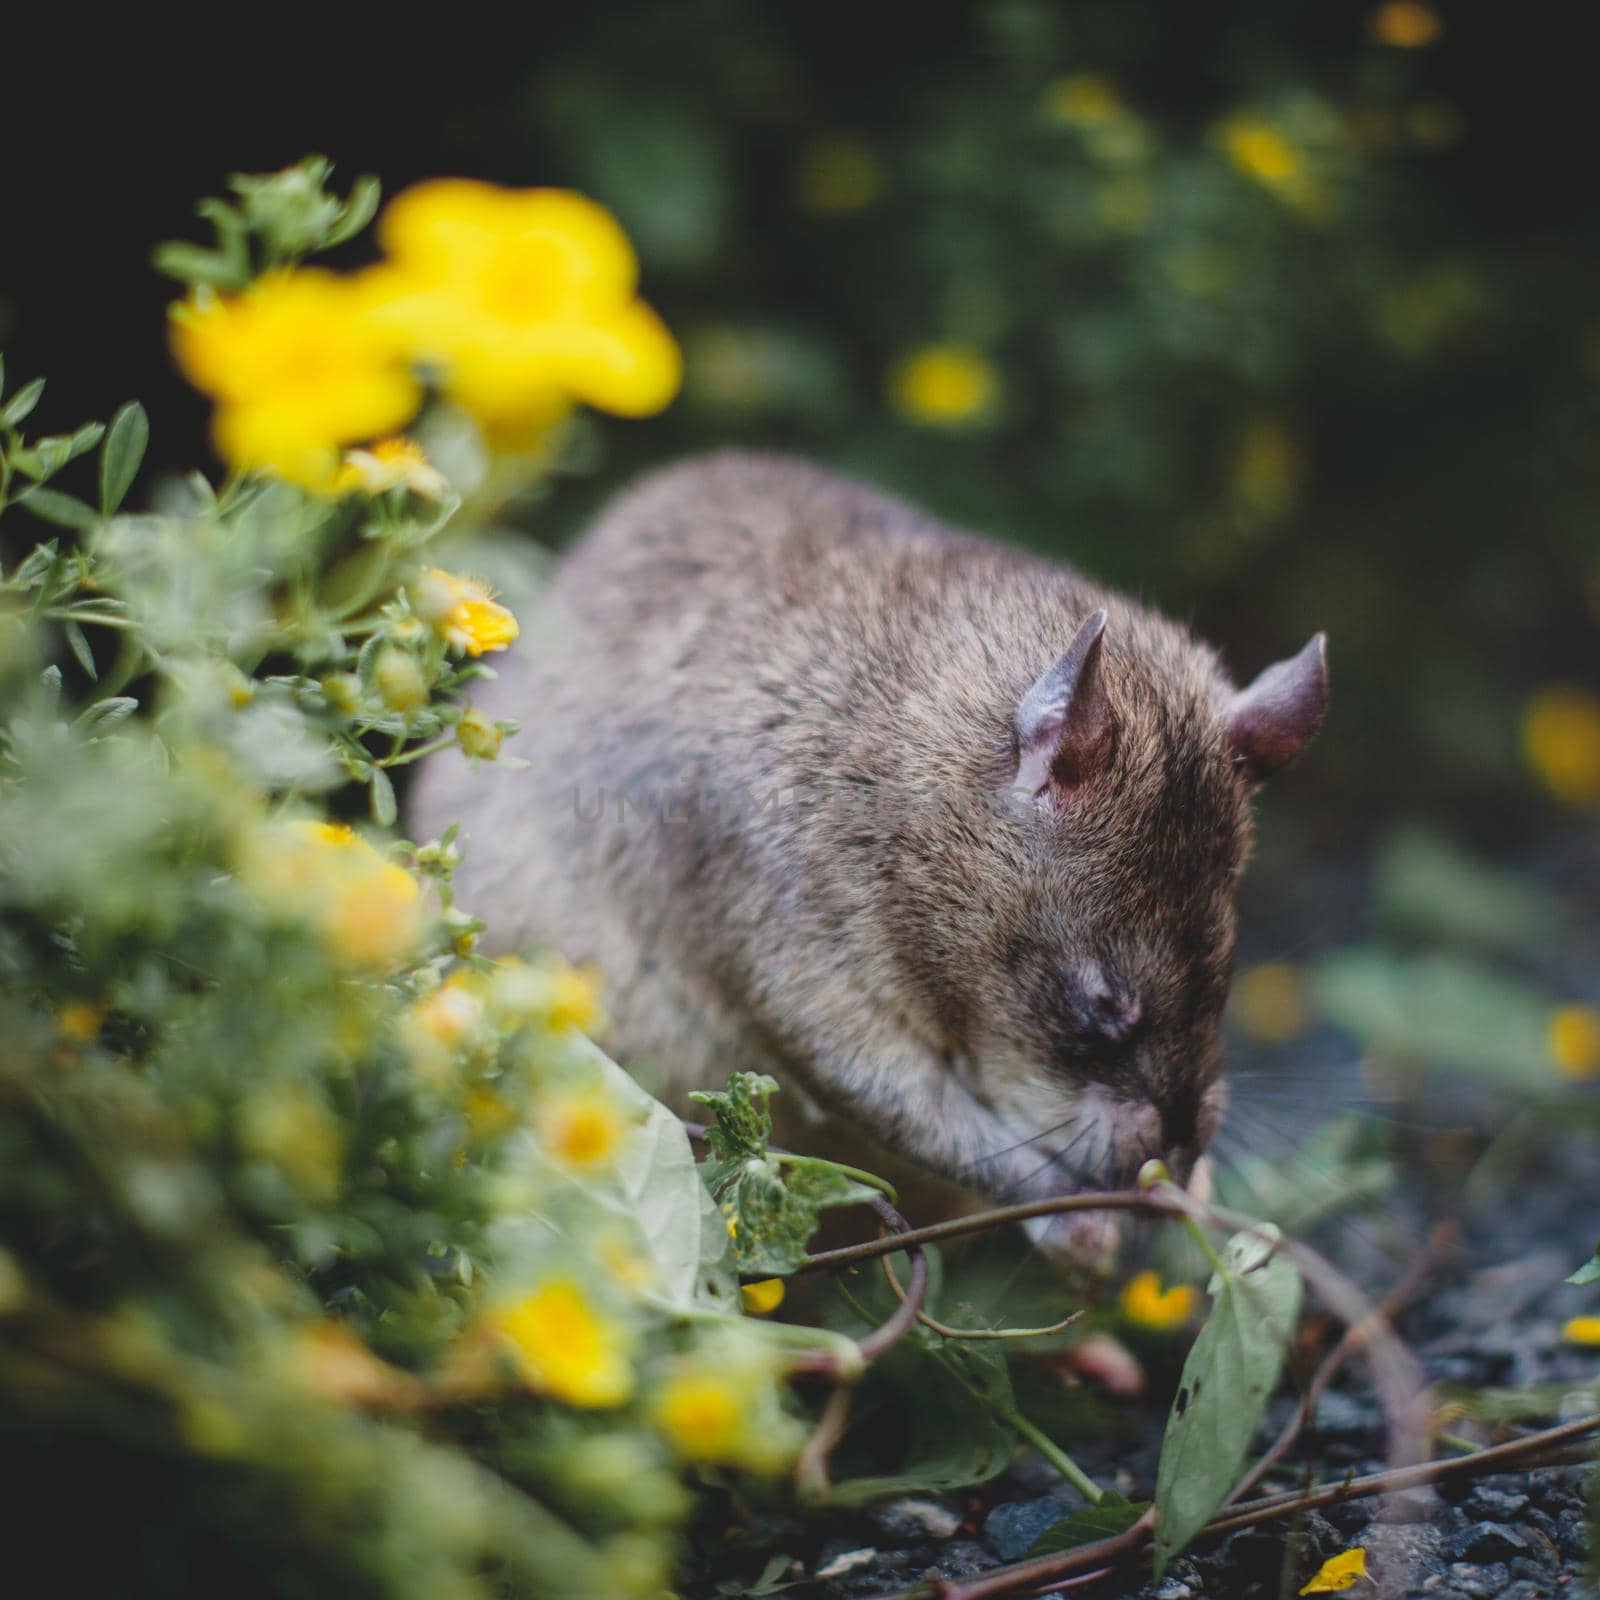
[
  {"left": 373, "top": 648, "right": 428, "bottom": 714},
  {"left": 320, "top": 672, "right": 363, "bottom": 716},
  {"left": 456, "top": 707, "right": 503, "bottom": 761}
]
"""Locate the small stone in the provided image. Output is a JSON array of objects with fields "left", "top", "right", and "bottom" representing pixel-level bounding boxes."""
[
  {"left": 815, "top": 1548, "right": 877, "bottom": 1580},
  {"left": 983, "top": 1496, "right": 1079, "bottom": 1562},
  {"left": 1445, "top": 1522, "right": 1534, "bottom": 1564},
  {"left": 1463, "top": 1485, "right": 1530, "bottom": 1521},
  {"left": 1148, "top": 1578, "right": 1194, "bottom": 1600},
  {"left": 926, "top": 1540, "right": 994, "bottom": 1579},
  {"left": 1442, "top": 1561, "right": 1509, "bottom": 1599},
  {"left": 868, "top": 1497, "right": 961, "bottom": 1544}
]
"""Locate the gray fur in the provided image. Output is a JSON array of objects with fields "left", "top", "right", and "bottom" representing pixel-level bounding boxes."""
[{"left": 410, "top": 453, "right": 1325, "bottom": 1239}]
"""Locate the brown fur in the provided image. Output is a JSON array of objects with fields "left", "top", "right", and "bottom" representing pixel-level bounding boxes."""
[{"left": 411, "top": 453, "right": 1319, "bottom": 1244}]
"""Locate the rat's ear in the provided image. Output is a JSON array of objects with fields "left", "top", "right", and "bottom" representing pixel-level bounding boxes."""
[
  {"left": 1227, "top": 633, "right": 1328, "bottom": 780},
  {"left": 1013, "top": 608, "right": 1114, "bottom": 798}
]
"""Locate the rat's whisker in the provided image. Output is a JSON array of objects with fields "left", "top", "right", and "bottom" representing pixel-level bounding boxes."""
[{"left": 960, "top": 1114, "right": 1080, "bottom": 1175}]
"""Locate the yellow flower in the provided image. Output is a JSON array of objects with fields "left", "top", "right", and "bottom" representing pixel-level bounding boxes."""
[
  {"left": 489, "top": 956, "right": 604, "bottom": 1035},
  {"left": 1370, "top": 2, "right": 1441, "bottom": 47},
  {"left": 740, "top": 1278, "right": 785, "bottom": 1316},
  {"left": 889, "top": 344, "right": 999, "bottom": 427},
  {"left": 1230, "top": 963, "right": 1311, "bottom": 1043},
  {"left": 1563, "top": 1316, "right": 1600, "bottom": 1345},
  {"left": 465, "top": 1085, "right": 518, "bottom": 1141},
  {"left": 487, "top": 1277, "right": 634, "bottom": 1406},
  {"left": 1550, "top": 1005, "right": 1600, "bottom": 1078},
  {"left": 248, "top": 820, "right": 422, "bottom": 973},
  {"left": 537, "top": 1085, "right": 633, "bottom": 1172},
  {"left": 651, "top": 1371, "right": 744, "bottom": 1461},
  {"left": 335, "top": 436, "right": 448, "bottom": 500},
  {"left": 399, "top": 973, "right": 485, "bottom": 1080},
  {"left": 416, "top": 568, "right": 520, "bottom": 657},
  {"left": 1119, "top": 1271, "right": 1198, "bottom": 1332},
  {"left": 455, "top": 707, "right": 504, "bottom": 761},
  {"left": 1299, "top": 1547, "right": 1368, "bottom": 1594},
  {"left": 170, "top": 269, "right": 420, "bottom": 489},
  {"left": 362, "top": 180, "right": 681, "bottom": 437},
  {"left": 55, "top": 1000, "right": 104, "bottom": 1043},
  {"left": 795, "top": 136, "right": 884, "bottom": 215},
  {"left": 1220, "top": 115, "right": 1320, "bottom": 214},
  {"left": 1522, "top": 687, "right": 1600, "bottom": 806},
  {"left": 1046, "top": 73, "right": 1124, "bottom": 127},
  {"left": 239, "top": 1087, "right": 343, "bottom": 1200}
]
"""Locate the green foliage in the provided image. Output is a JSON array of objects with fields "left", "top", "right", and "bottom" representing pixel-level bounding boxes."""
[
  {"left": 1027, "top": 1491, "right": 1148, "bottom": 1558},
  {"left": 692, "top": 1071, "right": 879, "bottom": 1275},
  {"left": 1152, "top": 1227, "right": 1303, "bottom": 1576}
]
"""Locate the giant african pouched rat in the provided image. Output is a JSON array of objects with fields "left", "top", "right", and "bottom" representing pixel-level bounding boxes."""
[{"left": 410, "top": 453, "right": 1327, "bottom": 1253}]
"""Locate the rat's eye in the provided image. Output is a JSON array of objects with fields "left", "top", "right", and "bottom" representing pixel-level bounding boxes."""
[{"left": 1070, "top": 961, "right": 1142, "bottom": 1043}]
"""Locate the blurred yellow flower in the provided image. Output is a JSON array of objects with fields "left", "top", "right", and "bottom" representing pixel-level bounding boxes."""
[
  {"left": 651, "top": 1371, "right": 743, "bottom": 1460},
  {"left": 1370, "top": 2, "right": 1441, "bottom": 47},
  {"left": 1549, "top": 1004, "right": 1600, "bottom": 1078},
  {"left": 170, "top": 269, "right": 420, "bottom": 489},
  {"left": 489, "top": 956, "right": 605, "bottom": 1036},
  {"left": 1220, "top": 115, "right": 1320, "bottom": 214},
  {"left": 889, "top": 344, "right": 999, "bottom": 427},
  {"left": 795, "top": 137, "right": 884, "bottom": 215},
  {"left": 537, "top": 1085, "right": 633, "bottom": 1171},
  {"left": 1563, "top": 1315, "right": 1600, "bottom": 1345},
  {"left": 488, "top": 1277, "right": 634, "bottom": 1407},
  {"left": 1231, "top": 962, "right": 1312, "bottom": 1044},
  {"left": 363, "top": 180, "right": 681, "bottom": 438},
  {"left": 465, "top": 1085, "right": 517, "bottom": 1141},
  {"left": 1522, "top": 686, "right": 1600, "bottom": 806},
  {"left": 1046, "top": 73, "right": 1124, "bottom": 127},
  {"left": 335, "top": 436, "right": 448, "bottom": 500},
  {"left": 1233, "top": 419, "right": 1302, "bottom": 522},
  {"left": 400, "top": 973, "right": 485, "bottom": 1080},
  {"left": 289, "top": 1321, "right": 423, "bottom": 1410},
  {"left": 250, "top": 820, "right": 422, "bottom": 972},
  {"left": 239, "top": 1087, "right": 343, "bottom": 1200},
  {"left": 416, "top": 568, "right": 520, "bottom": 657},
  {"left": 1299, "top": 1546, "right": 1367, "bottom": 1594},
  {"left": 1119, "top": 1270, "right": 1198, "bottom": 1331},
  {"left": 55, "top": 1000, "right": 104, "bottom": 1043},
  {"left": 740, "top": 1278, "right": 785, "bottom": 1315}
]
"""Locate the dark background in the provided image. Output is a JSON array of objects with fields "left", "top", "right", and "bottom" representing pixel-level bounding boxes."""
[{"left": 5, "top": 2, "right": 1597, "bottom": 860}]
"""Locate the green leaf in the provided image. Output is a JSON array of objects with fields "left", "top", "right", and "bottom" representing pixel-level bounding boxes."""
[
  {"left": 1567, "top": 1254, "right": 1600, "bottom": 1286},
  {"left": 1152, "top": 1227, "right": 1302, "bottom": 1576},
  {"left": 369, "top": 767, "right": 398, "bottom": 827},
  {"left": 74, "top": 696, "right": 139, "bottom": 734},
  {"left": 824, "top": 1335, "right": 1020, "bottom": 1504},
  {"left": 325, "top": 175, "right": 382, "bottom": 248},
  {"left": 1, "top": 376, "right": 45, "bottom": 426},
  {"left": 1027, "top": 1492, "right": 1148, "bottom": 1557},
  {"left": 1312, "top": 946, "right": 1556, "bottom": 1085},
  {"left": 19, "top": 486, "right": 97, "bottom": 530},
  {"left": 690, "top": 1070, "right": 779, "bottom": 1166},
  {"left": 100, "top": 402, "right": 150, "bottom": 514},
  {"left": 63, "top": 620, "right": 96, "bottom": 680}
]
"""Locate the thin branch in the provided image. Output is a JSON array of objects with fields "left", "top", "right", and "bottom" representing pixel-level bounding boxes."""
[{"left": 880, "top": 1251, "right": 1083, "bottom": 1342}]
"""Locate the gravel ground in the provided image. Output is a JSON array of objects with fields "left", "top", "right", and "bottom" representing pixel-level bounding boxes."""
[{"left": 709, "top": 1138, "right": 1599, "bottom": 1598}]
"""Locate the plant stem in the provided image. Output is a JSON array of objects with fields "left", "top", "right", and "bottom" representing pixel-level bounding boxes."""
[
  {"left": 999, "top": 1406, "right": 1103, "bottom": 1504},
  {"left": 774, "top": 1149, "right": 897, "bottom": 1202},
  {"left": 1181, "top": 1214, "right": 1229, "bottom": 1279}
]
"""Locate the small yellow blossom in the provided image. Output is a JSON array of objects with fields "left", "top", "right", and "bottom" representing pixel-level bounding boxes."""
[
  {"left": 1550, "top": 1005, "right": 1600, "bottom": 1078},
  {"left": 465, "top": 1085, "right": 518, "bottom": 1141},
  {"left": 1220, "top": 115, "right": 1320, "bottom": 214},
  {"left": 248, "top": 820, "right": 422, "bottom": 973},
  {"left": 239, "top": 1087, "right": 343, "bottom": 1200},
  {"left": 399, "top": 973, "right": 486, "bottom": 1080},
  {"left": 537, "top": 1085, "right": 633, "bottom": 1172},
  {"left": 1119, "top": 1271, "right": 1198, "bottom": 1332},
  {"left": 416, "top": 568, "right": 520, "bottom": 657},
  {"left": 1299, "top": 1546, "right": 1368, "bottom": 1594},
  {"left": 1370, "top": 2, "right": 1441, "bottom": 48},
  {"left": 1231, "top": 963, "right": 1311, "bottom": 1044},
  {"left": 372, "top": 647, "right": 429, "bottom": 713},
  {"left": 652, "top": 1371, "right": 744, "bottom": 1460},
  {"left": 335, "top": 436, "right": 448, "bottom": 500},
  {"left": 1046, "top": 73, "right": 1124, "bottom": 127},
  {"left": 795, "top": 137, "right": 884, "bottom": 215},
  {"left": 889, "top": 344, "right": 999, "bottom": 427},
  {"left": 1522, "top": 687, "right": 1600, "bottom": 807},
  {"left": 1563, "top": 1316, "right": 1600, "bottom": 1345},
  {"left": 55, "top": 1000, "right": 104, "bottom": 1043},
  {"left": 740, "top": 1278, "right": 785, "bottom": 1316},
  {"left": 487, "top": 1277, "right": 635, "bottom": 1406},
  {"left": 170, "top": 269, "right": 420, "bottom": 489},
  {"left": 488, "top": 956, "right": 605, "bottom": 1035},
  {"left": 362, "top": 180, "right": 681, "bottom": 438}
]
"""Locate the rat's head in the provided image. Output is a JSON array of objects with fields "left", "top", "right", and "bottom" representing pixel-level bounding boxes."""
[{"left": 882, "top": 605, "right": 1327, "bottom": 1236}]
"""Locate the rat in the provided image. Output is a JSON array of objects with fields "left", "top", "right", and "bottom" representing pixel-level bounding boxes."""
[{"left": 409, "top": 453, "right": 1327, "bottom": 1255}]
